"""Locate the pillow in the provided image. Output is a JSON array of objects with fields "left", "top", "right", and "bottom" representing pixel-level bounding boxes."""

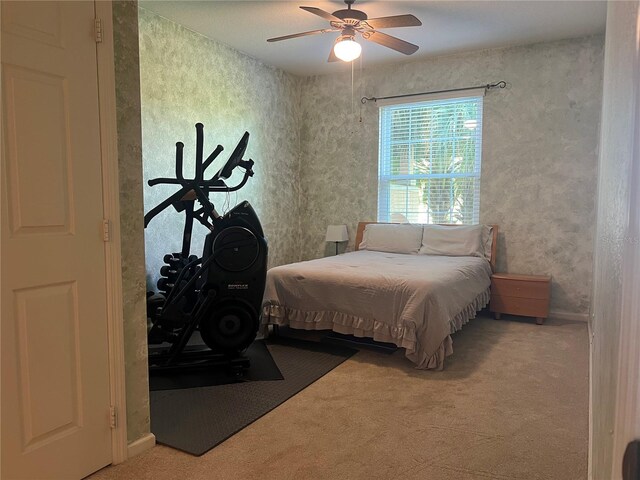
[
  {"left": 419, "top": 224, "right": 484, "bottom": 257},
  {"left": 482, "top": 225, "right": 494, "bottom": 262},
  {"left": 359, "top": 224, "right": 423, "bottom": 254}
]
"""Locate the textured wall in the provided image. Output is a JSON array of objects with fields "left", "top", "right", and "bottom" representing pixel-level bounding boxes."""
[
  {"left": 112, "top": 2, "right": 150, "bottom": 444},
  {"left": 299, "top": 36, "right": 604, "bottom": 315},
  {"left": 138, "top": 8, "right": 302, "bottom": 290},
  {"left": 590, "top": 2, "right": 640, "bottom": 478}
]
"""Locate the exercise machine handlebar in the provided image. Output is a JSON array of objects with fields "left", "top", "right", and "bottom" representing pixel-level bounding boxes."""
[{"left": 143, "top": 125, "right": 254, "bottom": 228}]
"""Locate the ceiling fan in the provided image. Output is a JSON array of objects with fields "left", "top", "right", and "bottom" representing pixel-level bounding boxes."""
[{"left": 267, "top": 0, "right": 422, "bottom": 63}]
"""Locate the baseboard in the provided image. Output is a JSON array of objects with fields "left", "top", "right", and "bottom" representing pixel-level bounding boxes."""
[
  {"left": 127, "top": 433, "right": 156, "bottom": 459},
  {"left": 588, "top": 319, "right": 593, "bottom": 479},
  {"left": 549, "top": 310, "right": 589, "bottom": 322}
]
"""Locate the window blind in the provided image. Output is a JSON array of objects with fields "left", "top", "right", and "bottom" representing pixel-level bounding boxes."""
[{"left": 377, "top": 95, "right": 483, "bottom": 225}]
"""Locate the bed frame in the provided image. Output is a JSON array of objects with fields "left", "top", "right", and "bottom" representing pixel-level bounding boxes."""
[{"left": 354, "top": 222, "right": 499, "bottom": 272}]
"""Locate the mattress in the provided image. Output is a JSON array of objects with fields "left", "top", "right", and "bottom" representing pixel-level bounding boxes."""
[{"left": 261, "top": 250, "right": 492, "bottom": 369}]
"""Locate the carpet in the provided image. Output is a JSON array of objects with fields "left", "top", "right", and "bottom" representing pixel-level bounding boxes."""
[
  {"left": 148, "top": 340, "right": 283, "bottom": 391},
  {"left": 150, "top": 337, "right": 357, "bottom": 455},
  {"left": 89, "top": 316, "right": 590, "bottom": 480}
]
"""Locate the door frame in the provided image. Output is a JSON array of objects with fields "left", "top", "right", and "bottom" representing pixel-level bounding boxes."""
[
  {"left": 610, "top": 5, "right": 640, "bottom": 476},
  {"left": 95, "top": 0, "right": 128, "bottom": 464}
]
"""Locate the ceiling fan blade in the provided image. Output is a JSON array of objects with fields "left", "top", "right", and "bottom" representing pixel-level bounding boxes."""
[
  {"left": 362, "top": 31, "right": 419, "bottom": 55},
  {"left": 300, "top": 6, "right": 342, "bottom": 23},
  {"left": 328, "top": 47, "right": 339, "bottom": 63},
  {"left": 364, "top": 14, "right": 422, "bottom": 30},
  {"left": 267, "top": 28, "right": 337, "bottom": 42}
]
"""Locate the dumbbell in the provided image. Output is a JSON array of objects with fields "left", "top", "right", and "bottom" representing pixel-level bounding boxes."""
[
  {"left": 160, "top": 266, "right": 178, "bottom": 277},
  {"left": 157, "top": 278, "right": 175, "bottom": 292},
  {"left": 163, "top": 253, "right": 184, "bottom": 266}
]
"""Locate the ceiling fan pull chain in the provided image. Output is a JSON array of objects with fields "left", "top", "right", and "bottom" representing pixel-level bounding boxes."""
[
  {"left": 351, "top": 59, "right": 355, "bottom": 116},
  {"left": 359, "top": 54, "right": 364, "bottom": 123}
]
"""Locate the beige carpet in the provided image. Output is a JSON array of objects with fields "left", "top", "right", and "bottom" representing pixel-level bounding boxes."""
[{"left": 89, "top": 315, "right": 588, "bottom": 480}]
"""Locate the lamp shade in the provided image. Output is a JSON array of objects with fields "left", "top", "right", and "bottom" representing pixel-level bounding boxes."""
[
  {"left": 333, "top": 36, "right": 362, "bottom": 62},
  {"left": 325, "top": 224, "right": 349, "bottom": 242}
]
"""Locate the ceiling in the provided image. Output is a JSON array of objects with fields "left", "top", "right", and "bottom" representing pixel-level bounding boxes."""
[{"left": 139, "top": 1, "right": 607, "bottom": 76}]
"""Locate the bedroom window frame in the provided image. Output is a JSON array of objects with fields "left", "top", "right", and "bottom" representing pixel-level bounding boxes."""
[{"left": 377, "top": 92, "right": 484, "bottom": 225}]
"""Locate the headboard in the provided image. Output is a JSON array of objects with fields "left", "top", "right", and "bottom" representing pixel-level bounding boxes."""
[{"left": 355, "top": 222, "right": 499, "bottom": 273}]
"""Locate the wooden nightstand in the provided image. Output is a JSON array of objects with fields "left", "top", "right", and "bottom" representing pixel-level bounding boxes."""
[{"left": 490, "top": 273, "right": 551, "bottom": 325}]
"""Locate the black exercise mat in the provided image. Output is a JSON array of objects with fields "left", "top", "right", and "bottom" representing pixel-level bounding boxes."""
[
  {"left": 148, "top": 340, "right": 283, "bottom": 391},
  {"left": 150, "top": 337, "right": 357, "bottom": 456}
]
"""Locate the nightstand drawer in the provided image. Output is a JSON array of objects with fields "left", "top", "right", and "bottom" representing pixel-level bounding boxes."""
[
  {"left": 490, "top": 295, "right": 550, "bottom": 318},
  {"left": 491, "top": 277, "right": 550, "bottom": 299}
]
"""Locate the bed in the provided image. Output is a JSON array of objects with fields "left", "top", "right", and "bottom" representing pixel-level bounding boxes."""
[{"left": 261, "top": 222, "right": 498, "bottom": 370}]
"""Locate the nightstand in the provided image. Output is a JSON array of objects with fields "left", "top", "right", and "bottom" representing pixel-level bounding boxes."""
[{"left": 490, "top": 273, "right": 551, "bottom": 325}]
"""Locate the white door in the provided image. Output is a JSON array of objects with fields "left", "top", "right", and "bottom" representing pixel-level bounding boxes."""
[{"left": 1, "top": 1, "right": 113, "bottom": 479}]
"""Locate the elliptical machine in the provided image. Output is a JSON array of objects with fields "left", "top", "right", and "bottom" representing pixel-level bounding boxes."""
[{"left": 144, "top": 123, "right": 267, "bottom": 374}]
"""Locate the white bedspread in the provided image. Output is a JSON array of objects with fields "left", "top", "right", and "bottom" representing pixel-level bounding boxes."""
[{"left": 262, "top": 251, "right": 492, "bottom": 370}]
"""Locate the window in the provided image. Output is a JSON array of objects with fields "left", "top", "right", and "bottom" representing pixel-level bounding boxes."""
[{"left": 377, "top": 94, "right": 483, "bottom": 224}]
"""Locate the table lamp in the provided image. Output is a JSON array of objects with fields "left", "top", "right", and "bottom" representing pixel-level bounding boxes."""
[{"left": 325, "top": 225, "right": 349, "bottom": 255}]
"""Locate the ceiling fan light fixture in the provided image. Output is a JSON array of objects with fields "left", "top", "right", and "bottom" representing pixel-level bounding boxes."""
[{"left": 333, "top": 35, "right": 362, "bottom": 62}]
